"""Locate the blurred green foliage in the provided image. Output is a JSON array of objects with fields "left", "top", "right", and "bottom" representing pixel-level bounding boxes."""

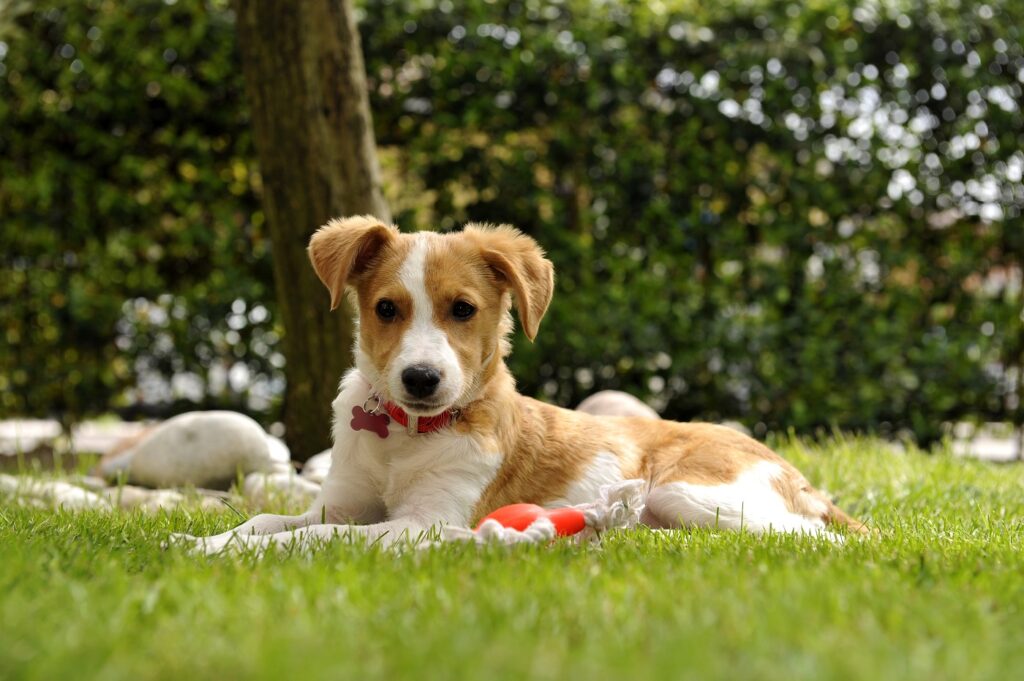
[
  {"left": 0, "top": 0, "right": 276, "bottom": 425},
  {"left": 1, "top": 0, "right": 1021, "bottom": 443}
]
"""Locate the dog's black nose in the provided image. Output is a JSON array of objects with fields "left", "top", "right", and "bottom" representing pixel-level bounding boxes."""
[{"left": 401, "top": 365, "right": 441, "bottom": 399}]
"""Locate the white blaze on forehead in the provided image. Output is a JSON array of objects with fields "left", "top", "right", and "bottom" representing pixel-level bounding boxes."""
[
  {"left": 398, "top": 233, "right": 434, "bottom": 326},
  {"left": 393, "top": 233, "right": 463, "bottom": 407}
]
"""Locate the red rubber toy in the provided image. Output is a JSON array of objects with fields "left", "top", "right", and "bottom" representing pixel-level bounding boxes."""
[{"left": 476, "top": 503, "right": 587, "bottom": 537}]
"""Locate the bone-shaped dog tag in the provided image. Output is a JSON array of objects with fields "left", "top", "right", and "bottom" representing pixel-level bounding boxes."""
[{"left": 350, "top": 405, "right": 390, "bottom": 439}]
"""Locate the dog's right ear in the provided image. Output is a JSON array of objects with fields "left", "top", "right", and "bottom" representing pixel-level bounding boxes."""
[{"left": 308, "top": 215, "right": 397, "bottom": 310}]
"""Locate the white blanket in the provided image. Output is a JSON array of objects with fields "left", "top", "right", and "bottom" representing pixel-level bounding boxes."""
[{"left": 437, "top": 479, "right": 647, "bottom": 546}]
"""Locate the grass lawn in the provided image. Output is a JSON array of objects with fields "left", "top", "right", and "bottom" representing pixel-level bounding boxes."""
[{"left": 2, "top": 436, "right": 1023, "bottom": 681}]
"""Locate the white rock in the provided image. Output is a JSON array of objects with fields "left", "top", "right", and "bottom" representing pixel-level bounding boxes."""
[
  {"left": 265, "top": 435, "right": 291, "bottom": 464},
  {"left": 72, "top": 475, "right": 110, "bottom": 492},
  {"left": 576, "top": 390, "right": 660, "bottom": 420},
  {"left": 99, "top": 485, "right": 182, "bottom": 511},
  {"left": 48, "top": 482, "right": 110, "bottom": 510},
  {"left": 271, "top": 460, "right": 295, "bottom": 475},
  {"left": 0, "top": 473, "right": 18, "bottom": 492},
  {"left": 301, "top": 450, "right": 333, "bottom": 483},
  {"left": 0, "top": 477, "right": 50, "bottom": 509},
  {"left": 266, "top": 435, "right": 304, "bottom": 474},
  {"left": 97, "top": 411, "right": 275, "bottom": 489},
  {"left": 266, "top": 435, "right": 295, "bottom": 474},
  {"left": 0, "top": 420, "right": 61, "bottom": 456},
  {"left": 197, "top": 495, "right": 229, "bottom": 512},
  {"left": 70, "top": 420, "right": 153, "bottom": 456},
  {"left": 103, "top": 485, "right": 152, "bottom": 508},
  {"left": 0, "top": 475, "right": 110, "bottom": 510},
  {"left": 140, "top": 489, "right": 186, "bottom": 512},
  {"left": 243, "top": 471, "right": 321, "bottom": 508}
]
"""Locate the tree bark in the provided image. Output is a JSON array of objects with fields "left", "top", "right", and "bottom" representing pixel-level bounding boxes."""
[{"left": 234, "top": 0, "right": 389, "bottom": 460}]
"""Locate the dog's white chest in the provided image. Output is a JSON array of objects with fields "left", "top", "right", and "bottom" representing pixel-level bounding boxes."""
[{"left": 326, "top": 370, "right": 501, "bottom": 526}]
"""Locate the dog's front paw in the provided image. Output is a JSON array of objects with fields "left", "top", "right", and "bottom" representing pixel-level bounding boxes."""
[{"left": 165, "top": 531, "right": 237, "bottom": 555}]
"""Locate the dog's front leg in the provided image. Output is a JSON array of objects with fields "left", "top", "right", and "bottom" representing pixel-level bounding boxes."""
[
  {"left": 189, "top": 455, "right": 494, "bottom": 555},
  {"left": 215, "top": 510, "right": 320, "bottom": 536},
  {"left": 175, "top": 474, "right": 384, "bottom": 550},
  {"left": 175, "top": 438, "right": 388, "bottom": 551},
  {"left": 189, "top": 516, "right": 431, "bottom": 555},
  {"left": 169, "top": 510, "right": 319, "bottom": 551}
]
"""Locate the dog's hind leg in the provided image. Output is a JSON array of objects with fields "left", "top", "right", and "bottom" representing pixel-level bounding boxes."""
[{"left": 643, "top": 460, "right": 841, "bottom": 537}]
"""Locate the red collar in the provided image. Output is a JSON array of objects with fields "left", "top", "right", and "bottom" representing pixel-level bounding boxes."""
[{"left": 382, "top": 400, "right": 460, "bottom": 435}]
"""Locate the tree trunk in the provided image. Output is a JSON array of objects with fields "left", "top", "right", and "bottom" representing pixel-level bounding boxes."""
[{"left": 234, "top": 0, "right": 389, "bottom": 461}]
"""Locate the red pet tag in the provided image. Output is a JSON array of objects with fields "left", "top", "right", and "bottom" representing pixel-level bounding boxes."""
[
  {"left": 477, "top": 503, "right": 587, "bottom": 537},
  {"left": 350, "top": 405, "right": 390, "bottom": 439}
]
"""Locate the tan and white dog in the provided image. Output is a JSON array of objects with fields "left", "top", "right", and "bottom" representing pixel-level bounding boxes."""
[{"left": 186, "top": 216, "right": 864, "bottom": 552}]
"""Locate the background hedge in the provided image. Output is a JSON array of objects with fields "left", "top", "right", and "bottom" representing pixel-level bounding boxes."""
[{"left": 1, "top": 0, "right": 1021, "bottom": 447}]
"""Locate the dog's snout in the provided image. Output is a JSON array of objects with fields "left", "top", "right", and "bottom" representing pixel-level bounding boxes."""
[{"left": 401, "top": 365, "right": 441, "bottom": 398}]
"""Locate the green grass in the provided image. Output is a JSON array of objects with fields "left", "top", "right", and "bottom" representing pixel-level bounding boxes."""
[{"left": 2, "top": 437, "right": 1023, "bottom": 681}]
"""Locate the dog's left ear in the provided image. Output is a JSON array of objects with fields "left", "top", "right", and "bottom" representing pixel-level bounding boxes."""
[{"left": 466, "top": 224, "right": 554, "bottom": 341}]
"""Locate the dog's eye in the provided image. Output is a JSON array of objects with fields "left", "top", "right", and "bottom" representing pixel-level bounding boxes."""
[
  {"left": 452, "top": 300, "right": 476, "bottom": 321},
  {"left": 375, "top": 299, "right": 397, "bottom": 321}
]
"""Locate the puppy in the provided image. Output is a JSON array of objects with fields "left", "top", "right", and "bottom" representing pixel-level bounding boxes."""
[{"left": 186, "top": 216, "right": 864, "bottom": 552}]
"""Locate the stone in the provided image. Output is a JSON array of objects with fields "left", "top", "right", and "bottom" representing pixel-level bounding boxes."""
[
  {"left": 103, "top": 485, "right": 153, "bottom": 508},
  {"left": 265, "top": 435, "right": 292, "bottom": 464},
  {"left": 301, "top": 450, "right": 332, "bottom": 483},
  {"left": 197, "top": 495, "right": 229, "bottom": 512},
  {"left": 99, "top": 485, "right": 182, "bottom": 511},
  {"left": 72, "top": 475, "right": 110, "bottom": 492},
  {"left": 243, "top": 471, "right": 321, "bottom": 509},
  {"left": 0, "top": 473, "right": 20, "bottom": 495},
  {"left": 96, "top": 411, "right": 275, "bottom": 489},
  {"left": 0, "top": 474, "right": 110, "bottom": 510},
  {"left": 139, "top": 489, "right": 186, "bottom": 512},
  {"left": 49, "top": 482, "right": 110, "bottom": 510},
  {"left": 45, "top": 480, "right": 110, "bottom": 509},
  {"left": 575, "top": 390, "right": 660, "bottom": 420},
  {"left": 70, "top": 420, "right": 154, "bottom": 456},
  {"left": 96, "top": 425, "right": 157, "bottom": 474},
  {"left": 0, "top": 420, "right": 61, "bottom": 456},
  {"left": 265, "top": 435, "right": 295, "bottom": 475}
]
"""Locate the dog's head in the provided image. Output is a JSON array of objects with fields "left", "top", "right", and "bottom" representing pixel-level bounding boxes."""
[{"left": 308, "top": 216, "right": 554, "bottom": 416}]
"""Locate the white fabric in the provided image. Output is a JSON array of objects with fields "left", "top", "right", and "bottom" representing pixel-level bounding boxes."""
[{"left": 438, "top": 479, "right": 646, "bottom": 546}]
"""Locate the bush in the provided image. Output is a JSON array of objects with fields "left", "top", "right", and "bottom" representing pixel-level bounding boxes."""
[
  {"left": 0, "top": 0, "right": 273, "bottom": 426},
  {"left": 1, "top": 0, "right": 1021, "bottom": 443}
]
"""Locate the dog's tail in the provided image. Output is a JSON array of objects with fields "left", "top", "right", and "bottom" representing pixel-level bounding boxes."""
[{"left": 823, "top": 500, "right": 870, "bottom": 535}]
